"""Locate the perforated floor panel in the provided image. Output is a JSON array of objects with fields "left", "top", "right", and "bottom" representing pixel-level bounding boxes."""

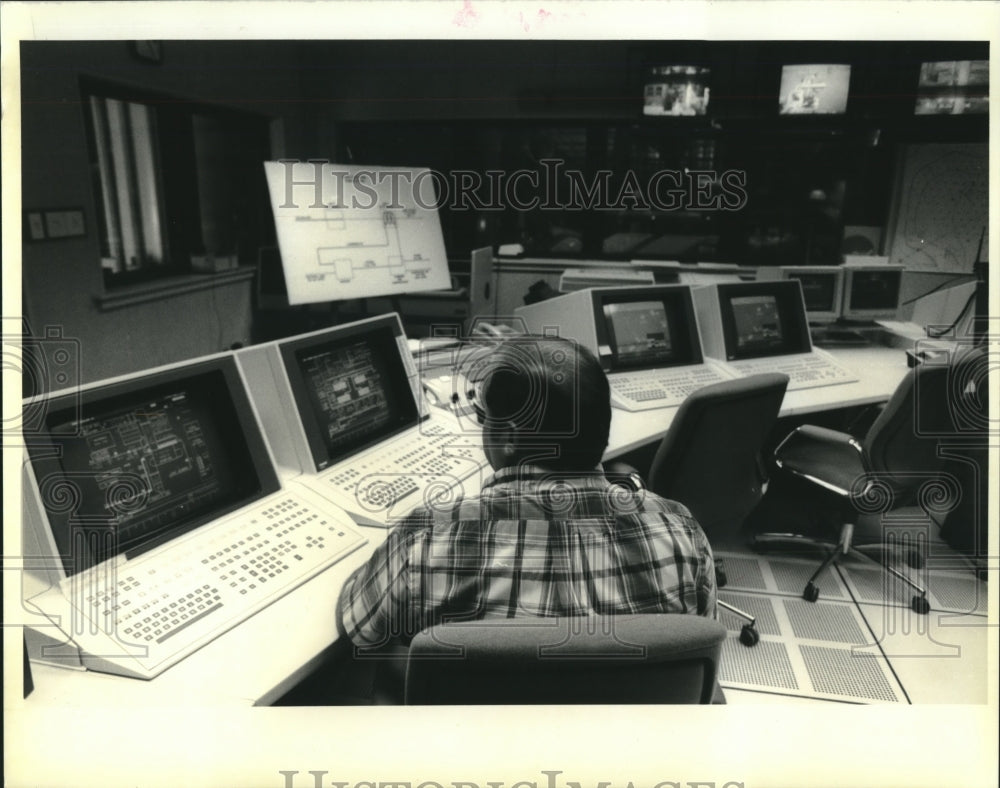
[
  {"left": 833, "top": 556, "right": 988, "bottom": 614},
  {"left": 716, "top": 551, "right": 849, "bottom": 599},
  {"left": 713, "top": 549, "right": 984, "bottom": 703},
  {"left": 717, "top": 596, "right": 906, "bottom": 703}
]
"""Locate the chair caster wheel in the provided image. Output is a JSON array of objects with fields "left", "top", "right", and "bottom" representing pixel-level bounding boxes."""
[
  {"left": 739, "top": 625, "right": 760, "bottom": 647},
  {"left": 912, "top": 596, "right": 930, "bottom": 615},
  {"left": 803, "top": 583, "right": 820, "bottom": 603},
  {"left": 906, "top": 550, "right": 924, "bottom": 570}
]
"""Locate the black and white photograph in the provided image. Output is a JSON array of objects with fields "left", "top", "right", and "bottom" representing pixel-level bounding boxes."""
[{"left": 3, "top": 2, "right": 997, "bottom": 787}]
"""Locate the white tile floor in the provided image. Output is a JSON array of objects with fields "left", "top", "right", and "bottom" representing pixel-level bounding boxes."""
[{"left": 714, "top": 544, "right": 990, "bottom": 704}]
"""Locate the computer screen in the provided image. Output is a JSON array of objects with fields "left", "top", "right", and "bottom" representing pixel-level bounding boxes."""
[
  {"left": 716, "top": 280, "right": 812, "bottom": 360},
  {"left": 778, "top": 64, "right": 851, "bottom": 115},
  {"left": 842, "top": 267, "right": 902, "bottom": 320},
  {"left": 643, "top": 65, "right": 711, "bottom": 116},
  {"left": 263, "top": 161, "right": 452, "bottom": 305},
  {"left": 732, "top": 294, "right": 784, "bottom": 352},
  {"left": 915, "top": 60, "right": 989, "bottom": 115},
  {"left": 25, "top": 357, "right": 280, "bottom": 577},
  {"left": 279, "top": 318, "right": 419, "bottom": 471},
  {"left": 594, "top": 286, "right": 703, "bottom": 371}
]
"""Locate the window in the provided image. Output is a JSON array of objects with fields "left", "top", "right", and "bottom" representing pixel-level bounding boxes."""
[
  {"left": 87, "top": 95, "right": 167, "bottom": 274},
  {"left": 82, "top": 79, "right": 274, "bottom": 288}
]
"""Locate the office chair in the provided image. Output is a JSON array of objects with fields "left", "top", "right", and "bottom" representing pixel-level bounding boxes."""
[
  {"left": 404, "top": 614, "right": 727, "bottom": 705},
  {"left": 611, "top": 373, "right": 791, "bottom": 647},
  {"left": 757, "top": 345, "right": 988, "bottom": 611}
]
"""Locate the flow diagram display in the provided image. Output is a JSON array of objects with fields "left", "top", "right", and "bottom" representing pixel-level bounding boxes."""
[{"left": 264, "top": 161, "right": 452, "bottom": 305}]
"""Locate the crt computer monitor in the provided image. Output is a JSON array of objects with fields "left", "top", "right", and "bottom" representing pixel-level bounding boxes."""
[
  {"left": 841, "top": 265, "right": 903, "bottom": 321},
  {"left": 758, "top": 265, "right": 844, "bottom": 323},
  {"left": 276, "top": 315, "right": 422, "bottom": 473},
  {"left": 515, "top": 285, "right": 706, "bottom": 374},
  {"left": 24, "top": 356, "right": 280, "bottom": 579},
  {"left": 595, "top": 286, "right": 705, "bottom": 372},
  {"left": 705, "top": 280, "right": 813, "bottom": 361}
]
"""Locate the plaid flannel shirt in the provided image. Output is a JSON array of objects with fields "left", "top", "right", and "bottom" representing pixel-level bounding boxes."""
[{"left": 336, "top": 464, "right": 718, "bottom": 647}]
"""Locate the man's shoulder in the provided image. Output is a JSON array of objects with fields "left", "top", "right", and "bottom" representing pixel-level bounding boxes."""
[{"left": 633, "top": 490, "right": 695, "bottom": 517}]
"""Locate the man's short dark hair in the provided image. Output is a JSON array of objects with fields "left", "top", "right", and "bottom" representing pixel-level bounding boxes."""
[{"left": 480, "top": 337, "right": 611, "bottom": 471}]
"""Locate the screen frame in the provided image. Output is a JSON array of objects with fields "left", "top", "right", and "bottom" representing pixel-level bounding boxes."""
[
  {"left": 841, "top": 265, "right": 904, "bottom": 321},
  {"left": 717, "top": 280, "right": 813, "bottom": 360},
  {"left": 777, "top": 62, "right": 853, "bottom": 116},
  {"left": 277, "top": 315, "right": 421, "bottom": 472},
  {"left": 779, "top": 265, "right": 845, "bottom": 324},
  {"left": 592, "top": 285, "right": 704, "bottom": 372},
  {"left": 24, "top": 356, "right": 280, "bottom": 577}
]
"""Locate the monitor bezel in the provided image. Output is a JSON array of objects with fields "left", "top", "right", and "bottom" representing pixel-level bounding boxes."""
[
  {"left": 841, "top": 265, "right": 904, "bottom": 321},
  {"left": 277, "top": 315, "right": 421, "bottom": 472},
  {"left": 24, "top": 355, "right": 281, "bottom": 577},
  {"left": 591, "top": 285, "right": 705, "bottom": 372},
  {"left": 717, "top": 280, "right": 813, "bottom": 360},
  {"left": 777, "top": 265, "right": 845, "bottom": 324},
  {"left": 777, "top": 62, "right": 853, "bottom": 116}
]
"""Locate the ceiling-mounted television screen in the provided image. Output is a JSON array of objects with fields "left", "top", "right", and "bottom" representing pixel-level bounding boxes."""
[
  {"left": 778, "top": 64, "right": 851, "bottom": 115},
  {"left": 915, "top": 60, "right": 989, "bottom": 115},
  {"left": 643, "top": 66, "right": 710, "bottom": 116}
]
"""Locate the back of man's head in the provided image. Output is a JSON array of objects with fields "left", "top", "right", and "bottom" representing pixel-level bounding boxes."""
[{"left": 479, "top": 337, "right": 611, "bottom": 471}]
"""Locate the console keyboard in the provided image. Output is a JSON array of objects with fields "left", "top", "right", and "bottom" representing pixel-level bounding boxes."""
[
  {"left": 729, "top": 353, "right": 857, "bottom": 391},
  {"left": 609, "top": 364, "right": 734, "bottom": 411},
  {"left": 323, "top": 421, "right": 488, "bottom": 522},
  {"left": 58, "top": 493, "right": 367, "bottom": 679}
]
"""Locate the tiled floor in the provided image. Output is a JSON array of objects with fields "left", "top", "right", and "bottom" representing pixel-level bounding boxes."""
[{"left": 714, "top": 543, "right": 990, "bottom": 704}]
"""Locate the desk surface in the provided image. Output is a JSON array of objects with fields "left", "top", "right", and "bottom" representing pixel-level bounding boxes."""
[{"left": 23, "top": 343, "right": 911, "bottom": 708}]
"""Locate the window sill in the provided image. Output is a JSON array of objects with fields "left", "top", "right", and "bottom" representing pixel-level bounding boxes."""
[{"left": 94, "top": 266, "right": 255, "bottom": 312}]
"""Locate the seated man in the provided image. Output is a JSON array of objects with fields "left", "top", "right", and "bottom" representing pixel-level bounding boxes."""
[{"left": 336, "top": 336, "right": 718, "bottom": 660}]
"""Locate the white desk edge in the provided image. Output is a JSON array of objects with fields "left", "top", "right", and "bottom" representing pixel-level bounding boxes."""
[{"left": 23, "top": 344, "right": 910, "bottom": 707}]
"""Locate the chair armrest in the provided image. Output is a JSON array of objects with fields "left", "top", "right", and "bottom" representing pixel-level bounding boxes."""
[
  {"left": 603, "top": 461, "right": 645, "bottom": 491},
  {"left": 774, "top": 424, "right": 868, "bottom": 497}
]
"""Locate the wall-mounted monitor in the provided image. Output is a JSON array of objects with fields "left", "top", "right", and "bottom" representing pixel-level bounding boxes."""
[
  {"left": 841, "top": 263, "right": 904, "bottom": 321},
  {"left": 914, "top": 60, "right": 989, "bottom": 115},
  {"left": 643, "top": 66, "right": 711, "bottom": 116},
  {"left": 778, "top": 64, "right": 851, "bottom": 115},
  {"left": 757, "top": 265, "right": 844, "bottom": 324}
]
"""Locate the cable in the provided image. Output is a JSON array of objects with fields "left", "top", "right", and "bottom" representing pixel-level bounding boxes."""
[
  {"left": 899, "top": 274, "right": 974, "bottom": 307},
  {"left": 925, "top": 291, "right": 976, "bottom": 339}
]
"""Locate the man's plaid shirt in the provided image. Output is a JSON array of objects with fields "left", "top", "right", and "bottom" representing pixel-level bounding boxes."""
[{"left": 337, "top": 464, "right": 718, "bottom": 647}]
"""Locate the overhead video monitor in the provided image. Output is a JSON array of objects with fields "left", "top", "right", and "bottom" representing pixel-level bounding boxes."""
[
  {"left": 915, "top": 60, "right": 989, "bottom": 115},
  {"left": 778, "top": 64, "right": 851, "bottom": 115},
  {"left": 24, "top": 357, "right": 280, "bottom": 577},
  {"left": 643, "top": 66, "right": 711, "bottom": 116}
]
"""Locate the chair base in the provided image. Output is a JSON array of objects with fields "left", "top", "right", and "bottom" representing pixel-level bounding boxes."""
[{"left": 752, "top": 527, "right": 931, "bottom": 615}]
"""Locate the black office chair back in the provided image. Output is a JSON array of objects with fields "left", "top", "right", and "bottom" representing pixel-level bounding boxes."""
[
  {"left": 404, "top": 615, "right": 727, "bottom": 705},
  {"left": 647, "top": 373, "right": 789, "bottom": 540},
  {"left": 863, "top": 348, "right": 984, "bottom": 504}
]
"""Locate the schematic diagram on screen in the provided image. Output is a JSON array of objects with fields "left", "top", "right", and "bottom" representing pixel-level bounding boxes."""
[
  {"left": 305, "top": 204, "right": 434, "bottom": 285},
  {"left": 63, "top": 392, "right": 225, "bottom": 543},
  {"left": 264, "top": 162, "right": 452, "bottom": 305}
]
